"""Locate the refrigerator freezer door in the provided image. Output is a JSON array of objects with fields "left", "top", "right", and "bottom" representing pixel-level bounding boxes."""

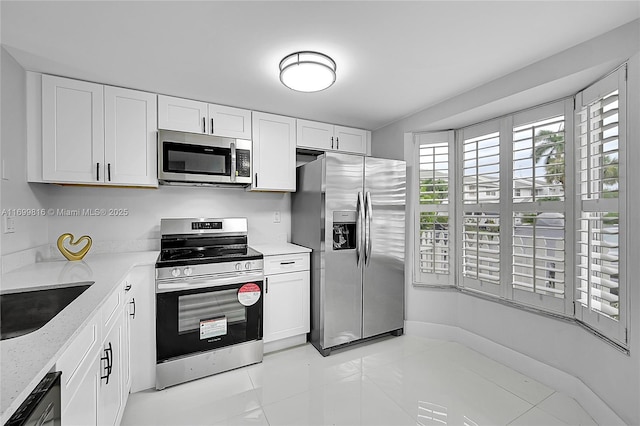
[
  {"left": 362, "top": 157, "right": 406, "bottom": 338},
  {"left": 322, "top": 153, "right": 365, "bottom": 349}
]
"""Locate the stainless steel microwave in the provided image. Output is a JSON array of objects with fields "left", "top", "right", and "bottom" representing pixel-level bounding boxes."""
[{"left": 158, "top": 130, "right": 251, "bottom": 185}]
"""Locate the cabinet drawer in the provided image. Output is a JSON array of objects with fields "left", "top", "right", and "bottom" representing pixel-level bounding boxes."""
[
  {"left": 101, "top": 285, "right": 123, "bottom": 331},
  {"left": 264, "top": 253, "right": 309, "bottom": 275},
  {"left": 56, "top": 314, "right": 101, "bottom": 412}
]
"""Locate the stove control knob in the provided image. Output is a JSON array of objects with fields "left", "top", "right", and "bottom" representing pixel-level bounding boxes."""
[
  {"left": 235, "top": 263, "right": 242, "bottom": 271},
  {"left": 183, "top": 267, "right": 193, "bottom": 276},
  {"left": 244, "top": 262, "right": 251, "bottom": 270},
  {"left": 171, "top": 268, "right": 181, "bottom": 277}
]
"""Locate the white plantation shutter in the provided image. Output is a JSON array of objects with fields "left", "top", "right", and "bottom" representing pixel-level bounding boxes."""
[
  {"left": 460, "top": 123, "right": 501, "bottom": 296},
  {"left": 415, "top": 131, "right": 454, "bottom": 286},
  {"left": 510, "top": 100, "right": 572, "bottom": 314},
  {"left": 575, "top": 66, "right": 627, "bottom": 344}
]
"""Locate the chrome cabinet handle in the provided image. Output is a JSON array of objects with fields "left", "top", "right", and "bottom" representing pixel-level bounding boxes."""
[
  {"left": 280, "top": 261, "right": 295, "bottom": 265},
  {"left": 107, "top": 163, "right": 111, "bottom": 181},
  {"left": 265, "top": 277, "right": 269, "bottom": 294},
  {"left": 124, "top": 282, "right": 132, "bottom": 291},
  {"left": 336, "top": 137, "right": 339, "bottom": 150},
  {"left": 130, "top": 298, "right": 136, "bottom": 319},
  {"left": 96, "top": 163, "right": 100, "bottom": 181},
  {"left": 211, "top": 118, "right": 214, "bottom": 134},
  {"left": 331, "top": 136, "right": 334, "bottom": 149},
  {"left": 202, "top": 117, "right": 206, "bottom": 133}
]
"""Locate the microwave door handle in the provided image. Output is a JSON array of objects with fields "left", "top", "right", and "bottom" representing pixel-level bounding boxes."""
[{"left": 230, "top": 142, "right": 236, "bottom": 183}]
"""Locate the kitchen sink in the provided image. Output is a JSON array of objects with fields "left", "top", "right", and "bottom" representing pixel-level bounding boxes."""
[{"left": 0, "top": 282, "right": 94, "bottom": 340}]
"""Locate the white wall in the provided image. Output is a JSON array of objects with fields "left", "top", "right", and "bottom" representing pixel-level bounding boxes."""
[
  {"left": 374, "top": 21, "right": 640, "bottom": 424},
  {"left": 0, "top": 47, "right": 50, "bottom": 258},
  {"left": 43, "top": 184, "right": 291, "bottom": 255}
]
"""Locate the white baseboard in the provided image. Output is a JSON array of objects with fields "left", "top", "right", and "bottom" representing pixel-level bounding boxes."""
[
  {"left": 405, "top": 320, "right": 625, "bottom": 425},
  {"left": 264, "top": 334, "right": 307, "bottom": 354}
]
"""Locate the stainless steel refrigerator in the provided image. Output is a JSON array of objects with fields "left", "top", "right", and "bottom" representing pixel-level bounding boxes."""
[{"left": 292, "top": 152, "right": 406, "bottom": 356}]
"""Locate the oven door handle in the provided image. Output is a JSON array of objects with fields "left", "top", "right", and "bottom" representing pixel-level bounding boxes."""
[{"left": 156, "top": 271, "right": 264, "bottom": 293}]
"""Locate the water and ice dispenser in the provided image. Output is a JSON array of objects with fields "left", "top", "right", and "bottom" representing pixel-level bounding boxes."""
[{"left": 332, "top": 211, "right": 357, "bottom": 250}]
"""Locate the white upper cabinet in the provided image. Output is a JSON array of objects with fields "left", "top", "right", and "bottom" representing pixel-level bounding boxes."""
[
  {"left": 158, "top": 95, "right": 251, "bottom": 139},
  {"left": 104, "top": 87, "right": 157, "bottom": 186},
  {"left": 334, "top": 125, "right": 368, "bottom": 154},
  {"left": 251, "top": 112, "right": 296, "bottom": 192},
  {"left": 296, "top": 119, "right": 334, "bottom": 151},
  {"left": 42, "top": 75, "right": 105, "bottom": 182},
  {"left": 296, "top": 119, "right": 368, "bottom": 154},
  {"left": 208, "top": 104, "right": 252, "bottom": 139},
  {"left": 157, "top": 95, "right": 207, "bottom": 134},
  {"left": 40, "top": 74, "right": 158, "bottom": 187}
]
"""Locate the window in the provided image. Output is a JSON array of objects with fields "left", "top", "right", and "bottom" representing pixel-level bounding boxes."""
[
  {"left": 460, "top": 124, "right": 501, "bottom": 296},
  {"left": 575, "top": 66, "right": 627, "bottom": 344},
  {"left": 511, "top": 102, "right": 571, "bottom": 314},
  {"left": 414, "top": 131, "right": 454, "bottom": 285},
  {"left": 412, "top": 63, "right": 629, "bottom": 346}
]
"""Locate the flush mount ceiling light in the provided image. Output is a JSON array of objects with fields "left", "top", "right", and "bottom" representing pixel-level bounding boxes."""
[{"left": 279, "top": 51, "right": 336, "bottom": 92}]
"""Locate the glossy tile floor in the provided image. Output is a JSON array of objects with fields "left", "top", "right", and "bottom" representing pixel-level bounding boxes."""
[{"left": 121, "top": 336, "right": 597, "bottom": 426}]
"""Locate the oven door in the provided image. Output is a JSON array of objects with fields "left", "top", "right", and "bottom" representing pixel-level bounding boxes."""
[{"left": 156, "top": 274, "right": 263, "bottom": 363}]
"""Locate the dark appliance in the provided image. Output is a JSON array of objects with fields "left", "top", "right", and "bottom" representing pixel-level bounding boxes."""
[
  {"left": 155, "top": 217, "right": 264, "bottom": 390},
  {"left": 5, "top": 372, "right": 61, "bottom": 426}
]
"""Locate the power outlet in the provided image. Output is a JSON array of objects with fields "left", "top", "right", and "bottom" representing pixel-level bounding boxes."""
[
  {"left": 273, "top": 211, "right": 281, "bottom": 223},
  {"left": 3, "top": 216, "right": 16, "bottom": 234}
]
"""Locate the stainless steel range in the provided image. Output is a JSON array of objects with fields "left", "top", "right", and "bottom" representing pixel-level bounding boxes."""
[{"left": 155, "top": 217, "right": 264, "bottom": 390}]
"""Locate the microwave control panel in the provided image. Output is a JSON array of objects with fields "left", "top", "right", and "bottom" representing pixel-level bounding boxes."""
[{"left": 236, "top": 150, "right": 251, "bottom": 177}]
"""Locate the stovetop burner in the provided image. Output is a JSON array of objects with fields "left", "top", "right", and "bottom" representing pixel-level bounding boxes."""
[{"left": 155, "top": 217, "right": 263, "bottom": 269}]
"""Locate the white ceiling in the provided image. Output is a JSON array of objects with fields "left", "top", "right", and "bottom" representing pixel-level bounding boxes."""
[{"left": 1, "top": 1, "right": 639, "bottom": 131}]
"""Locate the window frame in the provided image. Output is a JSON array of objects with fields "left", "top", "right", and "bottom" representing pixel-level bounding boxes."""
[
  {"left": 510, "top": 99, "right": 574, "bottom": 315},
  {"left": 574, "top": 66, "right": 628, "bottom": 345},
  {"left": 457, "top": 120, "right": 503, "bottom": 297},
  {"left": 413, "top": 131, "right": 455, "bottom": 286}
]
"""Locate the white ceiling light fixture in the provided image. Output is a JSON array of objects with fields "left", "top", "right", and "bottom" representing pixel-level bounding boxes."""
[{"left": 279, "top": 51, "right": 336, "bottom": 93}]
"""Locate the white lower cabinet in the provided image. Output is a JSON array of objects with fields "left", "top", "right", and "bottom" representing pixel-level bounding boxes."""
[
  {"left": 57, "top": 265, "right": 154, "bottom": 425},
  {"left": 128, "top": 266, "right": 156, "bottom": 393},
  {"left": 263, "top": 253, "right": 310, "bottom": 349},
  {"left": 97, "top": 316, "right": 124, "bottom": 426}
]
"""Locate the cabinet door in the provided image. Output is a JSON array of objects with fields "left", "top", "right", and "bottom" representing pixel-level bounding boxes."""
[
  {"left": 334, "top": 125, "right": 367, "bottom": 154},
  {"left": 263, "top": 271, "right": 310, "bottom": 343},
  {"left": 104, "top": 87, "right": 158, "bottom": 186},
  {"left": 42, "top": 75, "right": 104, "bottom": 183},
  {"left": 129, "top": 266, "right": 156, "bottom": 393},
  {"left": 61, "top": 355, "right": 99, "bottom": 426},
  {"left": 296, "top": 119, "right": 334, "bottom": 151},
  {"left": 122, "top": 297, "right": 132, "bottom": 400},
  {"left": 208, "top": 104, "right": 251, "bottom": 139},
  {"left": 251, "top": 112, "right": 296, "bottom": 191},
  {"left": 158, "top": 95, "right": 207, "bottom": 134},
  {"left": 98, "top": 318, "right": 123, "bottom": 426}
]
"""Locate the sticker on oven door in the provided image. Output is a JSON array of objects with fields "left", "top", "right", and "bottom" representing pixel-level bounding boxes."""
[
  {"left": 238, "top": 283, "right": 261, "bottom": 306},
  {"left": 200, "top": 316, "right": 227, "bottom": 340}
]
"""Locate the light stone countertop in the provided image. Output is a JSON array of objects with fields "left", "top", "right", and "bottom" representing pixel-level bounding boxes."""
[
  {"left": 251, "top": 242, "right": 311, "bottom": 256},
  {"left": 0, "top": 251, "right": 159, "bottom": 424}
]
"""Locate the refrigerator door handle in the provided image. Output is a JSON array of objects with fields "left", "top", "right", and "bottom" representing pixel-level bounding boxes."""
[
  {"left": 356, "top": 192, "right": 364, "bottom": 266},
  {"left": 364, "top": 191, "right": 373, "bottom": 265}
]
